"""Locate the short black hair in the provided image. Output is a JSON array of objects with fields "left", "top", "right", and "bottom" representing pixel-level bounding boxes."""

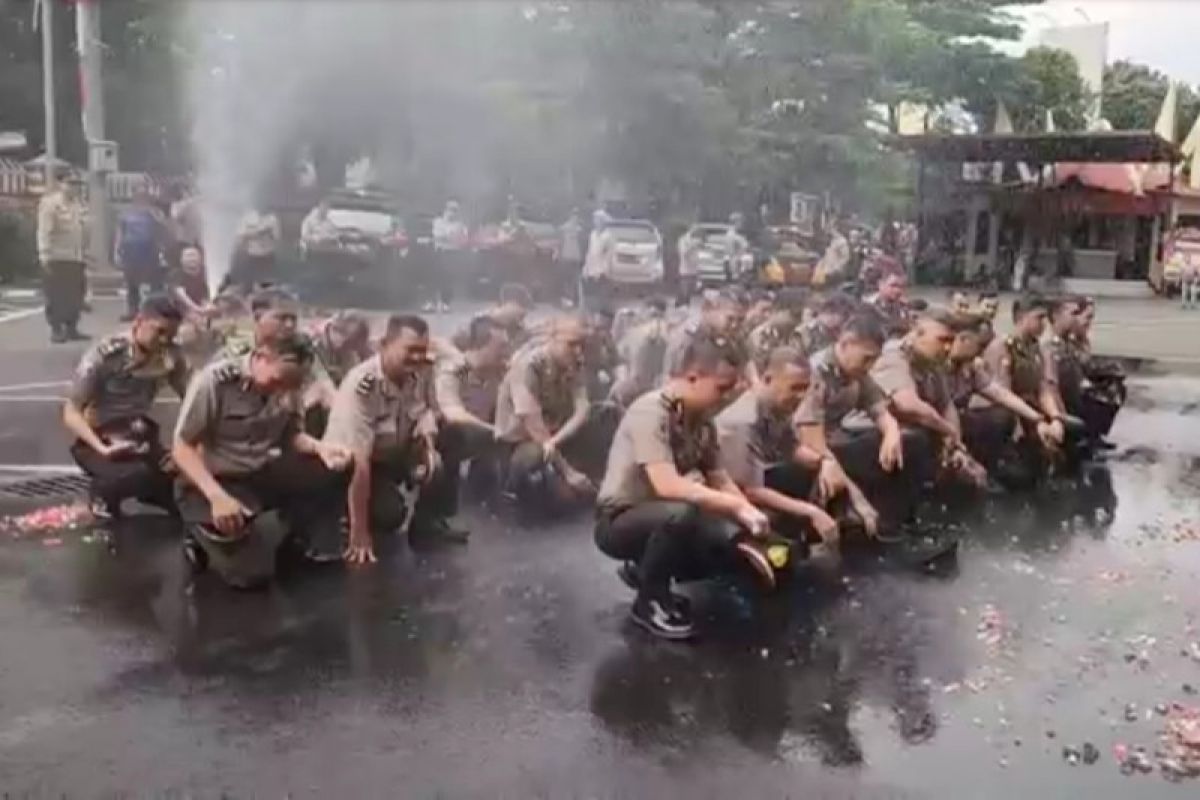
[
  {"left": 672, "top": 333, "right": 746, "bottom": 377},
  {"left": 1046, "top": 294, "right": 1086, "bottom": 319},
  {"left": 840, "top": 312, "right": 886, "bottom": 348},
  {"left": 920, "top": 306, "right": 979, "bottom": 334},
  {"left": 464, "top": 315, "right": 506, "bottom": 349},
  {"left": 776, "top": 287, "right": 809, "bottom": 315},
  {"left": 258, "top": 331, "right": 313, "bottom": 365},
  {"left": 1011, "top": 294, "right": 1048, "bottom": 322},
  {"left": 817, "top": 291, "right": 857, "bottom": 316},
  {"left": 328, "top": 311, "right": 370, "bottom": 340},
  {"left": 978, "top": 291, "right": 998, "bottom": 302},
  {"left": 249, "top": 286, "right": 299, "bottom": 316},
  {"left": 764, "top": 345, "right": 812, "bottom": 373},
  {"left": 383, "top": 314, "right": 430, "bottom": 341},
  {"left": 138, "top": 293, "right": 182, "bottom": 323}
]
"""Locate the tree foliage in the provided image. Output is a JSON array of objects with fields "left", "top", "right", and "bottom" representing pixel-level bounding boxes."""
[
  {"left": 0, "top": 0, "right": 1117, "bottom": 220},
  {"left": 1102, "top": 59, "right": 1200, "bottom": 138}
]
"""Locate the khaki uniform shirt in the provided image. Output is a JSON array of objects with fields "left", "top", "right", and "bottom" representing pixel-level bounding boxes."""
[
  {"left": 946, "top": 357, "right": 996, "bottom": 411},
  {"left": 174, "top": 356, "right": 301, "bottom": 476},
  {"left": 871, "top": 340, "right": 951, "bottom": 415},
  {"left": 716, "top": 389, "right": 795, "bottom": 489},
  {"left": 983, "top": 334, "right": 1049, "bottom": 403},
  {"left": 868, "top": 295, "right": 913, "bottom": 338},
  {"left": 434, "top": 350, "right": 504, "bottom": 423},
  {"left": 494, "top": 344, "right": 586, "bottom": 443},
  {"left": 597, "top": 390, "right": 721, "bottom": 510},
  {"left": 793, "top": 347, "right": 888, "bottom": 428},
  {"left": 323, "top": 355, "right": 437, "bottom": 464},
  {"left": 69, "top": 333, "right": 187, "bottom": 427},
  {"left": 798, "top": 319, "right": 837, "bottom": 357},
  {"left": 747, "top": 321, "right": 804, "bottom": 368},
  {"left": 37, "top": 191, "right": 89, "bottom": 264},
  {"left": 612, "top": 319, "right": 669, "bottom": 404}
]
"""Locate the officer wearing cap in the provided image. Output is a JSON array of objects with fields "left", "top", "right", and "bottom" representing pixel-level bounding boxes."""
[
  {"left": 324, "top": 314, "right": 465, "bottom": 565},
  {"left": 64, "top": 294, "right": 188, "bottom": 519},
  {"left": 172, "top": 333, "right": 351, "bottom": 588},
  {"left": 494, "top": 314, "right": 597, "bottom": 513}
]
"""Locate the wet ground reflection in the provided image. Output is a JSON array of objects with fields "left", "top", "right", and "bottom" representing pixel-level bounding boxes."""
[{"left": 2, "top": 378, "right": 1199, "bottom": 796}]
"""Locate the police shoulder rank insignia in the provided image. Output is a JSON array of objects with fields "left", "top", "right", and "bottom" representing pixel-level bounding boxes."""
[
  {"left": 356, "top": 371, "right": 378, "bottom": 397},
  {"left": 97, "top": 336, "right": 128, "bottom": 359},
  {"left": 213, "top": 362, "right": 242, "bottom": 383}
]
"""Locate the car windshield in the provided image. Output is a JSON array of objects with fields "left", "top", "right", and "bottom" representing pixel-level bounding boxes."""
[
  {"left": 608, "top": 225, "right": 657, "bottom": 244},
  {"left": 327, "top": 208, "right": 396, "bottom": 235}
]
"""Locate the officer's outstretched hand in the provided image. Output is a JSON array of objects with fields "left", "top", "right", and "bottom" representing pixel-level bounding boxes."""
[
  {"left": 344, "top": 526, "right": 377, "bottom": 565},
  {"left": 878, "top": 432, "right": 904, "bottom": 473},
  {"left": 210, "top": 491, "right": 250, "bottom": 537},
  {"left": 316, "top": 442, "right": 352, "bottom": 471},
  {"left": 735, "top": 502, "right": 770, "bottom": 538}
]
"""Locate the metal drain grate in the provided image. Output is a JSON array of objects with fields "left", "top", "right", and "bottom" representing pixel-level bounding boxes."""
[{"left": 0, "top": 473, "right": 91, "bottom": 500}]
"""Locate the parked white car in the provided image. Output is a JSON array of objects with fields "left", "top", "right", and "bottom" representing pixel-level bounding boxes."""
[
  {"left": 583, "top": 219, "right": 664, "bottom": 288},
  {"left": 678, "top": 223, "right": 738, "bottom": 288}
]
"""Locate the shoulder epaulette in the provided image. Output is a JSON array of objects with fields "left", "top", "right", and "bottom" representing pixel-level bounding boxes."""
[
  {"left": 97, "top": 336, "right": 128, "bottom": 359},
  {"left": 213, "top": 362, "right": 242, "bottom": 384},
  {"left": 355, "top": 371, "right": 378, "bottom": 397}
]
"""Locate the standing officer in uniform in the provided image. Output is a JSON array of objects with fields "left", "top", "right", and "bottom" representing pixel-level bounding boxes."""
[
  {"left": 717, "top": 346, "right": 839, "bottom": 550},
  {"left": 745, "top": 288, "right": 808, "bottom": 380},
  {"left": 793, "top": 313, "right": 908, "bottom": 535},
  {"left": 494, "top": 315, "right": 596, "bottom": 511},
  {"left": 324, "top": 315, "right": 466, "bottom": 565},
  {"left": 870, "top": 309, "right": 986, "bottom": 488},
  {"left": 982, "top": 296, "right": 1068, "bottom": 473},
  {"left": 37, "top": 174, "right": 90, "bottom": 343},
  {"left": 799, "top": 292, "right": 855, "bottom": 356},
  {"left": 945, "top": 316, "right": 1061, "bottom": 471},
  {"left": 64, "top": 295, "right": 188, "bottom": 519},
  {"left": 594, "top": 337, "right": 771, "bottom": 640},
  {"left": 172, "top": 334, "right": 351, "bottom": 588}
]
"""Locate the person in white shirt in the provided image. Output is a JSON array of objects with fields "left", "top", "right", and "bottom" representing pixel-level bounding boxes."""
[
  {"left": 430, "top": 200, "right": 472, "bottom": 312},
  {"left": 230, "top": 206, "right": 281, "bottom": 292}
]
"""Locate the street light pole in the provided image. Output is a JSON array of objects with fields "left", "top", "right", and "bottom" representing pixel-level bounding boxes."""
[
  {"left": 39, "top": 0, "right": 57, "bottom": 192},
  {"left": 76, "top": 0, "right": 110, "bottom": 270}
]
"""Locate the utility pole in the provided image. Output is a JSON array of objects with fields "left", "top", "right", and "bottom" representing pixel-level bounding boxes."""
[
  {"left": 76, "top": 0, "right": 111, "bottom": 270},
  {"left": 39, "top": 0, "right": 57, "bottom": 192}
]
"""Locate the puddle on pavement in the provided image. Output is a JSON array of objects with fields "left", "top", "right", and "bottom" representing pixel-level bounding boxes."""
[{"left": 1, "top": 378, "right": 1199, "bottom": 795}]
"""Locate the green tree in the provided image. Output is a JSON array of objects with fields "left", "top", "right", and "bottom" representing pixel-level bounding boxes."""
[
  {"left": 1000, "top": 46, "right": 1090, "bottom": 131},
  {"left": 1102, "top": 59, "right": 1200, "bottom": 137}
]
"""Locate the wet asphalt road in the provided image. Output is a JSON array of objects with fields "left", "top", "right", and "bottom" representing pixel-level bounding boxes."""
[{"left": 1, "top": 300, "right": 1200, "bottom": 796}]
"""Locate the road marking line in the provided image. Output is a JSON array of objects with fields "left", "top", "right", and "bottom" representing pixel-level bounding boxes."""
[
  {"left": 0, "top": 464, "right": 80, "bottom": 473},
  {"left": 0, "top": 308, "right": 42, "bottom": 325},
  {"left": 0, "top": 395, "right": 179, "bottom": 403},
  {"left": 0, "top": 380, "right": 70, "bottom": 393}
]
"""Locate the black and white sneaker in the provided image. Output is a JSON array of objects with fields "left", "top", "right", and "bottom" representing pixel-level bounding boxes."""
[
  {"left": 629, "top": 596, "right": 695, "bottom": 641},
  {"left": 617, "top": 563, "right": 691, "bottom": 614},
  {"left": 88, "top": 493, "right": 120, "bottom": 521},
  {"left": 183, "top": 535, "right": 208, "bottom": 574}
]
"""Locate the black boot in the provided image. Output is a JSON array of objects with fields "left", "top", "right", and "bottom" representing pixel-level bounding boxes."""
[{"left": 50, "top": 325, "right": 67, "bottom": 344}]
